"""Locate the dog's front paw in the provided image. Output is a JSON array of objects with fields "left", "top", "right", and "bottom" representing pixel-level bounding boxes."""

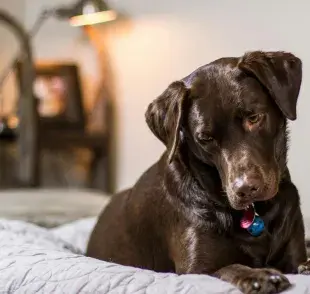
[
  {"left": 237, "top": 268, "right": 291, "bottom": 294},
  {"left": 298, "top": 259, "right": 310, "bottom": 275}
]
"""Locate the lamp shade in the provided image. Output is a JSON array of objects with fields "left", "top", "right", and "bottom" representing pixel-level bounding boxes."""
[{"left": 69, "top": 0, "right": 117, "bottom": 27}]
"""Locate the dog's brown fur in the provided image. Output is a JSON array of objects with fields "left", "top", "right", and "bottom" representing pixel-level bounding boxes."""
[{"left": 87, "top": 51, "right": 310, "bottom": 294}]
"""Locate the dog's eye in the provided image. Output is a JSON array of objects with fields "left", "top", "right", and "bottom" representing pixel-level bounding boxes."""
[
  {"left": 246, "top": 114, "right": 262, "bottom": 124},
  {"left": 197, "top": 134, "right": 214, "bottom": 144},
  {"left": 244, "top": 113, "right": 265, "bottom": 131}
]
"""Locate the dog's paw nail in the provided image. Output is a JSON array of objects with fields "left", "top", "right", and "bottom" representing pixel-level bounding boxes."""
[
  {"left": 298, "top": 264, "right": 310, "bottom": 275},
  {"left": 298, "top": 260, "right": 310, "bottom": 275},
  {"left": 239, "top": 269, "right": 291, "bottom": 294},
  {"left": 269, "top": 274, "right": 281, "bottom": 283},
  {"left": 252, "top": 281, "right": 261, "bottom": 290}
]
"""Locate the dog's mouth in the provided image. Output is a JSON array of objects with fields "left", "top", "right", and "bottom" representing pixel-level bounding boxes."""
[
  {"left": 227, "top": 186, "right": 278, "bottom": 211},
  {"left": 240, "top": 204, "right": 256, "bottom": 228},
  {"left": 229, "top": 199, "right": 255, "bottom": 211},
  {"left": 224, "top": 171, "right": 279, "bottom": 211}
]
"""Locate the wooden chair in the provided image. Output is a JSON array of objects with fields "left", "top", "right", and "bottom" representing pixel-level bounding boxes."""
[{"left": 15, "top": 62, "right": 115, "bottom": 193}]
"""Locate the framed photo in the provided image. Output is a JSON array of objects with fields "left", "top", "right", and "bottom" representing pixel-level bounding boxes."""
[{"left": 17, "top": 62, "right": 85, "bottom": 130}]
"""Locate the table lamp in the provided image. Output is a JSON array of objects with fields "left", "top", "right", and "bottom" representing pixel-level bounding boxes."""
[
  {"left": 64, "top": 0, "right": 117, "bottom": 27},
  {"left": 0, "top": 0, "right": 117, "bottom": 87}
]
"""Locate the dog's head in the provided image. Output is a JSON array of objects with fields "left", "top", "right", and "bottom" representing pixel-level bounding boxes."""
[{"left": 145, "top": 51, "right": 302, "bottom": 210}]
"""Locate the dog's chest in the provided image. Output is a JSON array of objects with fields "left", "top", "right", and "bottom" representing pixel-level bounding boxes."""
[
  {"left": 235, "top": 215, "right": 288, "bottom": 268},
  {"left": 236, "top": 231, "right": 273, "bottom": 267},
  {"left": 234, "top": 204, "right": 288, "bottom": 268}
]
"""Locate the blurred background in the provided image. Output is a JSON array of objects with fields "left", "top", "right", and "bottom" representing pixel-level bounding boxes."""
[{"left": 0, "top": 0, "right": 309, "bottom": 227}]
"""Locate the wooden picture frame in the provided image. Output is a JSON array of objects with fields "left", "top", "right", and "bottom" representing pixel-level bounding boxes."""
[{"left": 16, "top": 62, "right": 85, "bottom": 131}]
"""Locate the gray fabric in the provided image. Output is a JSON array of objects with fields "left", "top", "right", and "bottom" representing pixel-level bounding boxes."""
[
  {"left": 0, "top": 219, "right": 309, "bottom": 293},
  {"left": 51, "top": 217, "right": 98, "bottom": 253}
]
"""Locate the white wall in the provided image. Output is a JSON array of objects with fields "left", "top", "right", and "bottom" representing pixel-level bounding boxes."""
[{"left": 23, "top": 1, "right": 310, "bottom": 217}]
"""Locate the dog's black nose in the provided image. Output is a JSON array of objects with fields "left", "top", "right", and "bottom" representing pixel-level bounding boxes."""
[{"left": 233, "top": 177, "right": 260, "bottom": 198}]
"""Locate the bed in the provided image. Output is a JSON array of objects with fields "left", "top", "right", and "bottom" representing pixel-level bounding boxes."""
[
  {"left": 0, "top": 189, "right": 309, "bottom": 293},
  {"left": 0, "top": 218, "right": 308, "bottom": 293}
]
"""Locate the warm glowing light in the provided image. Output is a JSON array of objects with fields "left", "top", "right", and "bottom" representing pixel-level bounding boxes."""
[
  {"left": 8, "top": 116, "right": 19, "bottom": 129},
  {"left": 69, "top": 10, "right": 117, "bottom": 27}
]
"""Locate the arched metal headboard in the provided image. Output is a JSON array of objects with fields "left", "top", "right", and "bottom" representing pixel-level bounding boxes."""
[{"left": 0, "top": 10, "right": 39, "bottom": 187}]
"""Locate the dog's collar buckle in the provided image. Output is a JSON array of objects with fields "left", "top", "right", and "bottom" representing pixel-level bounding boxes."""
[{"left": 240, "top": 204, "right": 264, "bottom": 236}]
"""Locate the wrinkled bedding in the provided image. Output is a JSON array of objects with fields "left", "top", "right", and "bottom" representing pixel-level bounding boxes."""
[{"left": 0, "top": 219, "right": 309, "bottom": 294}]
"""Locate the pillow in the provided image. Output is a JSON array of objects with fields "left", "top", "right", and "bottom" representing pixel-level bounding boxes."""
[{"left": 0, "top": 189, "right": 110, "bottom": 227}]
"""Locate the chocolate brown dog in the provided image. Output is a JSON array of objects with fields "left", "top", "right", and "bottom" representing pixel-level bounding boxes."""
[{"left": 87, "top": 51, "right": 310, "bottom": 294}]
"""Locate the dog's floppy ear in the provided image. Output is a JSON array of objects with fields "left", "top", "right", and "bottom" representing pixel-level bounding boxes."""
[
  {"left": 145, "top": 81, "right": 189, "bottom": 164},
  {"left": 238, "top": 51, "right": 302, "bottom": 120}
]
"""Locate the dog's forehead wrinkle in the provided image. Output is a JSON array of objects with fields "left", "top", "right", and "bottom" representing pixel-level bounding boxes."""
[
  {"left": 190, "top": 95, "right": 237, "bottom": 131},
  {"left": 182, "top": 57, "right": 238, "bottom": 84},
  {"left": 191, "top": 103, "right": 212, "bottom": 131},
  {"left": 185, "top": 59, "right": 271, "bottom": 116},
  {"left": 221, "top": 149, "right": 230, "bottom": 161},
  {"left": 221, "top": 145, "right": 252, "bottom": 172},
  {"left": 190, "top": 102, "right": 217, "bottom": 134},
  {"left": 191, "top": 80, "right": 244, "bottom": 115}
]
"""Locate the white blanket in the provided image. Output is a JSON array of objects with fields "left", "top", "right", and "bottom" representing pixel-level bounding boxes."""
[{"left": 0, "top": 218, "right": 309, "bottom": 294}]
